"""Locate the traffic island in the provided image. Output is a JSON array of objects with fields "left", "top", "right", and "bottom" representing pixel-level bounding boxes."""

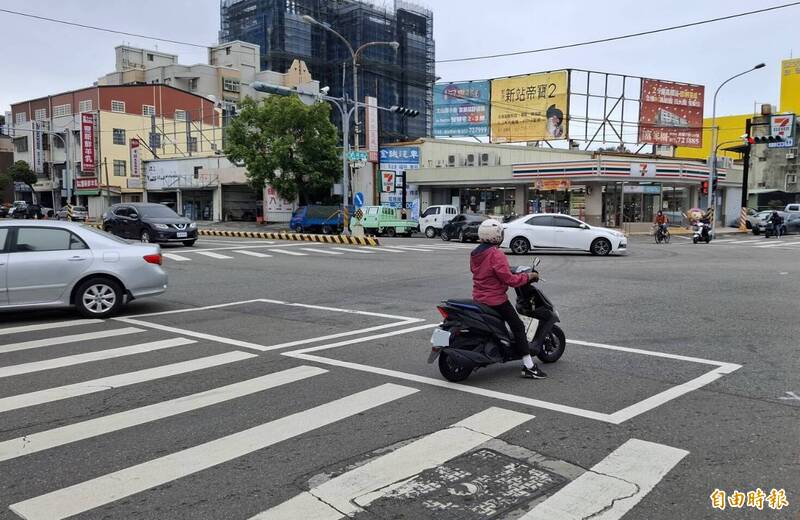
[{"left": 198, "top": 229, "right": 380, "bottom": 246}]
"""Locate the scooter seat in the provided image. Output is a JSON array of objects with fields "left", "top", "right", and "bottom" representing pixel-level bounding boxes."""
[{"left": 445, "top": 299, "right": 503, "bottom": 319}]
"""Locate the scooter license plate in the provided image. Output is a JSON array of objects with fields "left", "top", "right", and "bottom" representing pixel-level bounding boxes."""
[
  {"left": 430, "top": 327, "right": 451, "bottom": 347},
  {"left": 521, "top": 316, "right": 539, "bottom": 343}
]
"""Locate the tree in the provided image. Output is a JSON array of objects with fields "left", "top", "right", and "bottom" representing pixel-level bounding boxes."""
[
  {"left": 8, "top": 161, "right": 38, "bottom": 203},
  {"left": 223, "top": 95, "right": 340, "bottom": 204}
]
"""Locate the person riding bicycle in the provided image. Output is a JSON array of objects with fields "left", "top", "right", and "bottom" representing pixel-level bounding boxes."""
[
  {"left": 654, "top": 211, "right": 669, "bottom": 237},
  {"left": 470, "top": 219, "right": 547, "bottom": 379}
]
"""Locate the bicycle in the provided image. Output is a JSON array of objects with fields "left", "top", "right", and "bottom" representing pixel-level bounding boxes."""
[{"left": 653, "top": 224, "right": 671, "bottom": 244}]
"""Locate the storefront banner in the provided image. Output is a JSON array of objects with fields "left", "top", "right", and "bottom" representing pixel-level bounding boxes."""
[
  {"left": 630, "top": 162, "right": 656, "bottom": 177},
  {"left": 623, "top": 184, "right": 661, "bottom": 194},
  {"left": 638, "top": 79, "right": 704, "bottom": 148},
  {"left": 31, "top": 121, "right": 44, "bottom": 174},
  {"left": 381, "top": 170, "right": 396, "bottom": 193},
  {"left": 769, "top": 114, "right": 795, "bottom": 148},
  {"left": 534, "top": 179, "right": 571, "bottom": 191},
  {"left": 365, "top": 96, "right": 379, "bottom": 162},
  {"left": 433, "top": 80, "right": 490, "bottom": 137},
  {"left": 80, "top": 113, "right": 96, "bottom": 173},
  {"left": 379, "top": 147, "right": 420, "bottom": 171},
  {"left": 490, "top": 70, "right": 569, "bottom": 143},
  {"left": 129, "top": 138, "right": 142, "bottom": 177},
  {"left": 75, "top": 177, "right": 99, "bottom": 190}
]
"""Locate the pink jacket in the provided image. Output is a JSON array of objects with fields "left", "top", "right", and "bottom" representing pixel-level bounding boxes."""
[{"left": 470, "top": 245, "right": 530, "bottom": 306}]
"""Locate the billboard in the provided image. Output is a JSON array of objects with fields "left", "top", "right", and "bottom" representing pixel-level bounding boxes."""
[
  {"left": 433, "top": 80, "right": 490, "bottom": 137},
  {"left": 490, "top": 70, "right": 569, "bottom": 143},
  {"left": 638, "top": 79, "right": 704, "bottom": 148},
  {"left": 31, "top": 121, "right": 44, "bottom": 174},
  {"left": 80, "top": 113, "right": 96, "bottom": 173},
  {"left": 378, "top": 147, "right": 420, "bottom": 171},
  {"left": 365, "top": 96, "right": 379, "bottom": 162},
  {"left": 769, "top": 114, "right": 795, "bottom": 148},
  {"left": 780, "top": 58, "right": 800, "bottom": 114},
  {"left": 129, "top": 138, "right": 142, "bottom": 177}
]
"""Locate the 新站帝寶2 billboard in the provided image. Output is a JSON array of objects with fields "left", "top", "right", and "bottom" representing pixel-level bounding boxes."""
[{"left": 433, "top": 80, "right": 490, "bottom": 137}]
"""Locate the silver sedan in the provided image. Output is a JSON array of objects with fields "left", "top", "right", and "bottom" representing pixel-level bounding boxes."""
[{"left": 0, "top": 220, "right": 168, "bottom": 318}]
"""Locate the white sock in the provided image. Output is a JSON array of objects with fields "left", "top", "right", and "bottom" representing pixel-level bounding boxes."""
[{"left": 522, "top": 355, "right": 535, "bottom": 369}]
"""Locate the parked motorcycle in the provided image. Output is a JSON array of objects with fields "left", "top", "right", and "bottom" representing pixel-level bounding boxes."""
[
  {"left": 692, "top": 221, "right": 711, "bottom": 244},
  {"left": 428, "top": 257, "right": 566, "bottom": 382}
]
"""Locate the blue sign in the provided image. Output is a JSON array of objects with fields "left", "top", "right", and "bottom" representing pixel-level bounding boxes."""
[
  {"left": 354, "top": 192, "right": 365, "bottom": 208},
  {"left": 347, "top": 150, "right": 368, "bottom": 162},
  {"left": 433, "top": 80, "right": 491, "bottom": 137},
  {"left": 379, "top": 147, "right": 420, "bottom": 168}
]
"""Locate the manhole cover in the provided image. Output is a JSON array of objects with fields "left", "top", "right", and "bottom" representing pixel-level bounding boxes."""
[{"left": 363, "top": 449, "right": 565, "bottom": 519}]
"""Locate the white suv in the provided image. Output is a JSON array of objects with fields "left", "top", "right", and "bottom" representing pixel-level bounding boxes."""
[{"left": 419, "top": 205, "right": 458, "bottom": 238}]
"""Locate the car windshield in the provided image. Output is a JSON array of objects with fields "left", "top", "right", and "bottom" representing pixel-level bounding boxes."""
[{"left": 138, "top": 205, "right": 181, "bottom": 218}]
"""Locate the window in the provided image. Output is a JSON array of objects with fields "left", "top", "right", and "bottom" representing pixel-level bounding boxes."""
[
  {"left": 553, "top": 216, "right": 583, "bottom": 228},
  {"left": 0, "top": 229, "right": 8, "bottom": 252},
  {"left": 188, "top": 137, "right": 198, "bottom": 152},
  {"left": 53, "top": 104, "right": 71, "bottom": 117},
  {"left": 526, "top": 215, "right": 555, "bottom": 227},
  {"left": 223, "top": 78, "right": 240, "bottom": 93},
  {"left": 15, "top": 112, "right": 27, "bottom": 124},
  {"left": 14, "top": 228, "right": 87, "bottom": 252},
  {"left": 79, "top": 99, "right": 93, "bottom": 113},
  {"left": 147, "top": 53, "right": 154, "bottom": 61},
  {"left": 13, "top": 137, "right": 28, "bottom": 153},
  {"left": 113, "top": 160, "right": 127, "bottom": 176},
  {"left": 193, "top": 166, "right": 203, "bottom": 179},
  {"left": 446, "top": 207, "right": 457, "bottom": 215},
  {"left": 174, "top": 110, "right": 187, "bottom": 121},
  {"left": 421, "top": 207, "right": 440, "bottom": 217},
  {"left": 34, "top": 108, "right": 47, "bottom": 121},
  {"left": 142, "top": 105, "right": 156, "bottom": 117},
  {"left": 225, "top": 47, "right": 231, "bottom": 55},
  {"left": 111, "top": 100, "right": 126, "bottom": 113},
  {"left": 188, "top": 78, "right": 198, "bottom": 92},
  {"left": 112, "top": 128, "right": 126, "bottom": 145},
  {"left": 113, "top": 206, "right": 130, "bottom": 218}
]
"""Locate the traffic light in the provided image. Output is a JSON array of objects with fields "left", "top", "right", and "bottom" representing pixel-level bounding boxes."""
[
  {"left": 702, "top": 181, "right": 708, "bottom": 195},
  {"left": 745, "top": 135, "right": 784, "bottom": 145},
  {"left": 390, "top": 106, "right": 419, "bottom": 117}
]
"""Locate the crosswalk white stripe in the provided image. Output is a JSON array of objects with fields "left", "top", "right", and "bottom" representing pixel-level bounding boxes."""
[
  {"left": 0, "top": 327, "right": 144, "bottom": 355},
  {"left": 251, "top": 407, "right": 534, "bottom": 520},
  {"left": 726, "top": 239, "right": 763, "bottom": 244},
  {"left": 753, "top": 241, "right": 792, "bottom": 248},
  {"left": 9, "top": 383, "right": 418, "bottom": 520},
  {"left": 298, "top": 248, "right": 344, "bottom": 255},
  {"left": 162, "top": 253, "right": 192, "bottom": 262},
  {"left": 195, "top": 251, "right": 234, "bottom": 259},
  {"left": 270, "top": 249, "right": 308, "bottom": 256},
  {"left": 233, "top": 250, "right": 273, "bottom": 258},
  {"left": 0, "top": 365, "right": 327, "bottom": 464},
  {"left": 331, "top": 247, "right": 376, "bottom": 254},
  {"left": 387, "top": 246, "right": 434, "bottom": 252},
  {"left": 0, "top": 319, "right": 104, "bottom": 336},
  {"left": 0, "top": 338, "right": 196, "bottom": 379},
  {"left": 374, "top": 247, "right": 407, "bottom": 253},
  {"left": 0, "top": 351, "right": 256, "bottom": 414},
  {"left": 520, "top": 439, "right": 688, "bottom": 520},
  {"left": 711, "top": 239, "right": 736, "bottom": 243}
]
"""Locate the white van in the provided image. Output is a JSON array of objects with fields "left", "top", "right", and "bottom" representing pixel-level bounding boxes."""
[
  {"left": 418, "top": 205, "right": 458, "bottom": 238},
  {"left": 784, "top": 203, "right": 800, "bottom": 213}
]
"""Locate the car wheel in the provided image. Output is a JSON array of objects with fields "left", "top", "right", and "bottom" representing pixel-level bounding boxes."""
[
  {"left": 440, "top": 229, "right": 450, "bottom": 241},
  {"left": 425, "top": 226, "right": 437, "bottom": 238},
  {"left": 292, "top": 225, "right": 304, "bottom": 233},
  {"left": 75, "top": 278, "right": 123, "bottom": 318},
  {"left": 590, "top": 238, "right": 612, "bottom": 256},
  {"left": 745, "top": 221, "right": 752, "bottom": 229},
  {"left": 384, "top": 227, "right": 397, "bottom": 237},
  {"left": 321, "top": 225, "right": 334, "bottom": 235},
  {"left": 458, "top": 229, "right": 467, "bottom": 243},
  {"left": 103, "top": 226, "right": 113, "bottom": 233},
  {"left": 182, "top": 240, "right": 196, "bottom": 247},
  {"left": 140, "top": 229, "right": 152, "bottom": 243},
  {"left": 509, "top": 237, "right": 530, "bottom": 255}
]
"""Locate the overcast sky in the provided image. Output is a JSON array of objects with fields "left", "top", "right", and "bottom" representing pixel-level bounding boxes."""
[{"left": 2, "top": 0, "right": 796, "bottom": 119}]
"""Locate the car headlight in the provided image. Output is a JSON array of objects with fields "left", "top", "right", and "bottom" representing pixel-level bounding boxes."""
[
  {"left": 153, "top": 223, "right": 169, "bottom": 230},
  {"left": 189, "top": 222, "right": 197, "bottom": 229}
]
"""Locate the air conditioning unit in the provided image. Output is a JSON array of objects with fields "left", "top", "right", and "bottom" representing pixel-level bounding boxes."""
[
  {"left": 787, "top": 174, "right": 797, "bottom": 184},
  {"left": 479, "top": 152, "right": 491, "bottom": 166},
  {"left": 446, "top": 154, "right": 459, "bottom": 167},
  {"left": 786, "top": 152, "right": 796, "bottom": 160},
  {"left": 465, "top": 153, "right": 476, "bottom": 167}
]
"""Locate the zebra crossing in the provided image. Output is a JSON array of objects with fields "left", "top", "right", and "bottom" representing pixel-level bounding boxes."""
[
  {"left": 675, "top": 234, "right": 800, "bottom": 251},
  {"left": 0, "top": 317, "right": 688, "bottom": 519}
]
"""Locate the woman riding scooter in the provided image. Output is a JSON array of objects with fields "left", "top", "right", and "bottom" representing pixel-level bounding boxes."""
[{"left": 470, "top": 219, "right": 547, "bottom": 379}]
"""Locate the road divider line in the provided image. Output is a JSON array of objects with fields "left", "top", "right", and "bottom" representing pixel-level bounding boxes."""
[
  {"left": 114, "top": 318, "right": 275, "bottom": 351},
  {"left": 520, "top": 439, "right": 689, "bottom": 520},
  {"left": 298, "top": 248, "right": 344, "bottom": 255},
  {"left": 0, "top": 338, "right": 196, "bottom": 379},
  {"left": 195, "top": 251, "right": 234, "bottom": 259},
  {"left": 280, "top": 301, "right": 423, "bottom": 321},
  {"left": 0, "top": 351, "right": 256, "bottom": 414},
  {"left": 331, "top": 247, "right": 376, "bottom": 254},
  {"left": 270, "top": 249, "right": 308, "bottom": 256},
  {"left": 162, "top": 253, "right": 192, "bottom": 262},
  {"left": 0, "top": 327, "right": 144, "bottom": 355},
  {"left": 0, "top": 365, "right": 327, "bottom": 463},
  {"left": 259, "top": 319, "right": 423, "bottom": 351},
  {"left": 566, "top": 339, "right": 741, "bottom": 368},
  {"left": 233, "top": 250, "right": 273, "bottom": 258},
  {"left": 250, "top": 407, "right": 534, "bottom": 520},
  {"left": 0, "top": 319, "right": 104, "bottom": 336},
  {"left": 9, "top": 383, "right": 418, "bottom": 520},
  {"left": 287, "top": 323, "right": 439, "bottom": 355}
]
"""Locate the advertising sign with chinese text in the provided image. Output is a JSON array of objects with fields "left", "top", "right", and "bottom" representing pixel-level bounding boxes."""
[
  {"left": 379, "top": 147, "right": 420, "bottom": 171},
  {"left": 381, "top": 170, "right": 396, "bottom": 193},
  {"left": 129, "top": 138, "right": 142, "bottom": 177},
  {"left": 31, "top": 121, "right": 44, "bottom": 174},
  {"left": 638, "top": 79, "right": 704, "bottom": 148},
  {"left": 490, "top": 70, "right": 569, "bottom": 143},
  {"left": 769, "top": 114, "right": 795, "bottom": 148},
  {"left": 80, "top": 113, "right": 96, "bottom": 173},
  {"left": 365, "top": 96, "right": 379, "bottom": 162},
  {"left": 75, "top": 177, "right": 99, "bottom": 190},
  {"left": 433, "top": 80, "right": 490, "bottom": 137}
]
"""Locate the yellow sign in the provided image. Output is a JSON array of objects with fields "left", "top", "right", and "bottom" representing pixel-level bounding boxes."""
[
  {"left": 780, "top": 58, "right": 800, "bottom": 114},
  {"left": 534, "top": 179, "right": 571, "bottom": 191},
  {"left": 490, "top": 70, "right": 569, "bottom": 143}
]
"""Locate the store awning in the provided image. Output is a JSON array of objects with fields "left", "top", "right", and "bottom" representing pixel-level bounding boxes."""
[{"left": 747, "top": 188, "right": 782, "bottom": 194}]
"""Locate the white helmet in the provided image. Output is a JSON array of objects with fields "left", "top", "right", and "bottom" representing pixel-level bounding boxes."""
[{"left": 478, "top": 219, "right": 504, "bottom": 244}]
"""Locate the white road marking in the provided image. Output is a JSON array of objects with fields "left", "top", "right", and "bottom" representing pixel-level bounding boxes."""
[
  {"left": 9, "top": 383, "right": 418, "bottom": 520},
  {"left": 0, "top": 319, "right": 103, "bottom": 336},
  {"left": 725, "top": 239, "right": 764, "bottom": 244},
  {"left": 162, "top": 253, "right": 192, "bottom": 262},
  {"left": 233, "top": 250, "right": 273, "bottom": 258},
  {"left": 0, "top": 351, "right": 255, "bottom": 414},
  {"left": 331, "top": 247, "right": 376, "bottom": 254},
  {"left": 198, "top": 239, "right": 275, "bottom": 245},
  {"left": 520, "top": 439, "right": 688, "bottom": 520},
  {"left": 195, "top": 251, "right": 234, "bottom": 259},
  {"left": 778, "top": 391, "right": 800, "bottom": 401},
  {"left": 0, "top": 327, "right": 144, "bottom": 355},
  {"left": 250, "top": 407, "right": 534, "bottom": 520},
  {"left": 0, "top": 338, "right": 196, "bottom": 379},
  {"left": 298, "top": 248, "right": 344, "bottom": 255},
  {"left": 753, "top": 241, "right": 791, "bottom": 248},
  {"left": 270, "top": 248, "right": 308, "bottom": 256},
  {"left": 0, "top": 366, "right": 326, "bottom": 463},
  {"left": 676, "top": 236, "right": 691, "bottom": 240},
  {"left": 373, "top": 247, "right": 407, "bottom": 253},
  {"left": 711, "top": 239, "right": 736, "bottom": 243},
  {"left": 388, "top": 246, "right": 435, "bottom": 252},
  {"left": 114, "top": 318, "right": 276, "bottom": 352}
]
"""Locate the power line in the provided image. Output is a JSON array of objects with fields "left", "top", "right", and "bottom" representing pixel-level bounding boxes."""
[{"left": 436, "top": 2, "right": 800, "bottom": 64}]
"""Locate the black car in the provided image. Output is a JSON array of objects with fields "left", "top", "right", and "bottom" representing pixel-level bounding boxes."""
[
  {"left": 102, "top": 203, "right": 198, "bottom": 246},
  {"left": 441, "top": 214, "right": 487, "bottom": 242}
]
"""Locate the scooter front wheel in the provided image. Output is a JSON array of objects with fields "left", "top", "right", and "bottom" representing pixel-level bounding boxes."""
[
  {"left": 438, "top": 351, "right": 472, "bottom": 382},
  {"left": 535, "top": 325, "right": 566, "bottom": 363}
]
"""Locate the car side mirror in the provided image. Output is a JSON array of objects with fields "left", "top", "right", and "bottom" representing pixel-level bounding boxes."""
[
  {"left": 580, "top": 224, "right": 590, "bottom": 229},
  {"left": 130, "top": 213, "right": 139, "bottom": 220}
]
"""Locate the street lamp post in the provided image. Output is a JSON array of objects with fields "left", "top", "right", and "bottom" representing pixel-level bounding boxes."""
[{"left": 709, "top": 63, "right": 765, "bottom": 234}]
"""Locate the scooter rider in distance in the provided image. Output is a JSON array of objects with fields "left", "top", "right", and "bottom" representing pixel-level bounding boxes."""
[{"left": 471, "top": 219, "right": 547, "bottom": 379}]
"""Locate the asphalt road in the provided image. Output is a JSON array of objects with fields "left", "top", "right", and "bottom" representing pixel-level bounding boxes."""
[{"left": 0, "top": 233, "right": 798, "bottom": 520}]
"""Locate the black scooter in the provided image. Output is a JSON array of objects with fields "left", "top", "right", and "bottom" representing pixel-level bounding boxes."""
[{"left": 427, "top": 257, "right": 566, "bottom": 382}]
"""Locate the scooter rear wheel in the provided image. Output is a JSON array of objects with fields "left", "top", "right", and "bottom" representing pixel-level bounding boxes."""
[
  {"left": 535, "top": 325, "right": 566, "bottom": 363},
  {"left": 438, "top": 351, "right": 472, "bottom": 382}
]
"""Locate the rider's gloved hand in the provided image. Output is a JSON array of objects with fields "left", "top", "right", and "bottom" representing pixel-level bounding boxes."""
[{"left": 528, "top": 272, "right": 539, "bottom": 283}]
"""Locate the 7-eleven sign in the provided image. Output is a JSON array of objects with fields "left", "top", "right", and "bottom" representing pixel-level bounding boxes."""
[{"left": 769, "top": 114, "right": 795, "bottom": 148}]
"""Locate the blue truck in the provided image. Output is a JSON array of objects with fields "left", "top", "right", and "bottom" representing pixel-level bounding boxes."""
[{"left": 290, "top": 205, "right": 352, "bottom": 234}]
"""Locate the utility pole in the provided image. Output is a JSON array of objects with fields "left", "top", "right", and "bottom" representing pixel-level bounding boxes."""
[{"left": 103, "top": 158, "right": 111, "bottom": 209}]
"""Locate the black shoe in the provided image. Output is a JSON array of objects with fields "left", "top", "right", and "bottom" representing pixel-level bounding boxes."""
[{"left": 521, "top": 364, "right": 547, "bottom": 379}]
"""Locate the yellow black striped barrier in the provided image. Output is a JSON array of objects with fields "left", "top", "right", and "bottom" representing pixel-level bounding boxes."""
[{"left": 198, "top": 229, "right": 380, "bottom": 246}]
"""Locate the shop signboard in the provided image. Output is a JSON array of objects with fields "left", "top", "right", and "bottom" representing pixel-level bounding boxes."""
[
  {"left": 381, "top": 170, "right": 396, "bottom": 193},
  {"left": 638, "top": 79, "right": 704, "bottom": 148},
  {"left": 534, "top": 179, "right": 571, "bottom": 191},
  {"left": 769, "top": 114, "right": 795, "bottom": 148},
  {"left": 365, "top": 96, "right": 379, "bottom": 162},
  {"left": 31, "top": 121, "right": 44, "bottom": 174},
  {"left": 129, "top": 138, "right": 142, "bottom": 177},
  {"left": 623, "top": 184, "right": 661, "bottom": 194},
  {"left": 80, "top": 112, "right": 96, "bottom": 173},
  {"left": 490, "top": 70, "right": 569, "bottom": 143},
  {"left": 75, "top": 177, "right": 99, "bottom": 190},
  {"left": 264, "top": 185, "right": 294, "bottom": 212},
  {"left": 379, "top": 147, "right": 420, "bottom": 171},
  {"left": 433, "top": 80, "right": 490, "bottom": 137},
  {"left": 630, "top": 162, "right": 656, "bottom": 177}
]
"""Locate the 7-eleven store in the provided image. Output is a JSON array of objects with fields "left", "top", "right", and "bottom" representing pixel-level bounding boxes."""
[{"left": 511, "top": 158, "right": 740, "bottom": 230}]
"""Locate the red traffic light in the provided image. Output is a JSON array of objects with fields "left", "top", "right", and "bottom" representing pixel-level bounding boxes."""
[{"left": 702, "top": 181, "right": 709, "bottom": 195}]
